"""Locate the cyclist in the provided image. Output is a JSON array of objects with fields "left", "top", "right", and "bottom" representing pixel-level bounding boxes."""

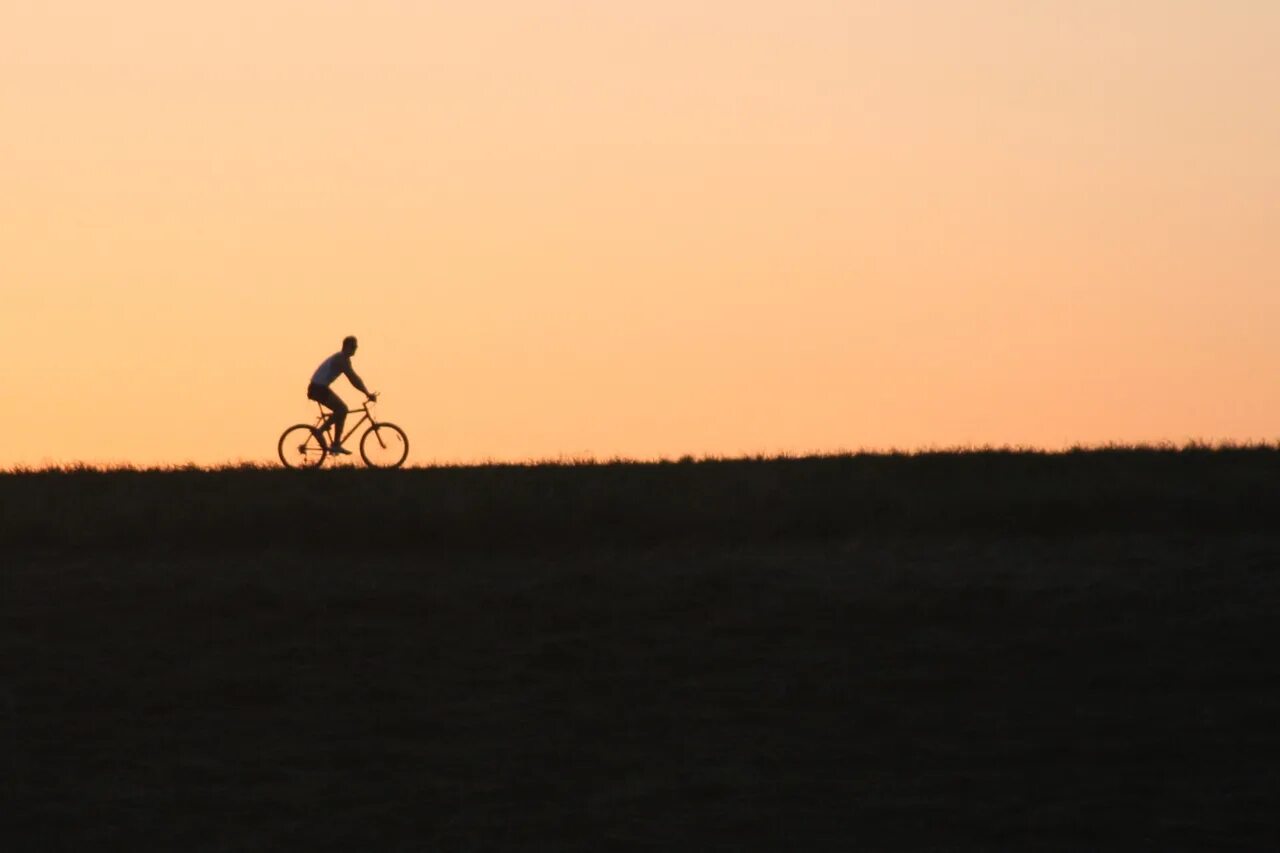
[{"left": 307, "top": 335, "right": 375, "bottom": 455}]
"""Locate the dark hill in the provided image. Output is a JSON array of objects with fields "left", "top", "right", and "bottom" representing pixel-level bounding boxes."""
[
  {"left": 5, "top": 449, "right": 1280, "bottom": 849},
  {"left": 5, "top": 445, "right": 1280, "bottom": 552}
]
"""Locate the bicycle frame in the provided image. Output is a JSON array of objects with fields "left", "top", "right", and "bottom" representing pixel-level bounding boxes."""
[
  {"left": 279, "top": 392, "right": 406, "bottom": 469},
  {"left": 314, "top": 401, "right": 376, "bottom": 447}
]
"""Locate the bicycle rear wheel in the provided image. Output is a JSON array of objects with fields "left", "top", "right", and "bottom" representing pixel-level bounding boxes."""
[
  {"left": 278, "top": 424, "right": 327, "bottom": 469},
  {"left": 360, "top": 422, "right": 409, "bottom": 469}
]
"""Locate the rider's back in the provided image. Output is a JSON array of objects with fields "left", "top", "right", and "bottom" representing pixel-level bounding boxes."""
[{"left": 310, "top": 352, "right": 349, "bottom": 388}]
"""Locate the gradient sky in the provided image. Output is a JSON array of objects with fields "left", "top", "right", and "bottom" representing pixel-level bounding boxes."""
[{"left": 4, "top": 1, "right": 1279, "bottom": 466}]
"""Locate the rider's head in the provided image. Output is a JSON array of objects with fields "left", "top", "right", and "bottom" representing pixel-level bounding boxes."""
[{"left": 342, "top": 335, "right": 358, "bottom": 356}]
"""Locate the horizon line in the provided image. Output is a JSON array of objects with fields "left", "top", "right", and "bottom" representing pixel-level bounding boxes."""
[{"left": 6, "top": 439, "right": 1280, "bottom": 474}]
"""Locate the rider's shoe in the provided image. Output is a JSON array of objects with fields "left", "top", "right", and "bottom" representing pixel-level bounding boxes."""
[{"left": 330, "top": 444, "right": 352, "bottom": 456}]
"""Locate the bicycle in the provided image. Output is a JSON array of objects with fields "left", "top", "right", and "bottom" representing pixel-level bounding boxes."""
[{"left": 277, "top": 393, "right": 409, "bottom": 469}]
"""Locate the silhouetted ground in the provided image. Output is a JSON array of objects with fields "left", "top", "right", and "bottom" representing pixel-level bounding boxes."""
[
  {"left": 4, "top": 450, "right": 1280, "bottom": 849},
  {"left": 5, "top": 445, "right": 1280, "bottom": 551}
]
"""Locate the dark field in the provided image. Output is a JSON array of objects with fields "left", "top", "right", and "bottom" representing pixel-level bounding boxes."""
[{"left": 5, "top": 449, "right": 1280, "bottom": 850}]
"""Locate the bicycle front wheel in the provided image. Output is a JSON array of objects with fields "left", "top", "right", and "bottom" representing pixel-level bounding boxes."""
[
  {"left": 360, "top": 422, "right": 409, "bottom": 469},
  {"left": 278, "top": 424, "right": 327, "bottom": 469}
]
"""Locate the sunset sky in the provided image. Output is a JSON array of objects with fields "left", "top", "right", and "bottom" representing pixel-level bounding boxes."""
[{"left": 4, "top": 1, "right": 1279, "bottom": 466}]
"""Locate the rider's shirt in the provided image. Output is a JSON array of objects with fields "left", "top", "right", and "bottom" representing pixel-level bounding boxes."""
[{"left": 310, "top": 352, "right": 351, "bottom": 387}]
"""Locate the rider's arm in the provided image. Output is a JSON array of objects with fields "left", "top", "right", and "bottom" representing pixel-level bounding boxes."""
[{"left": 343, "top": 361, "right": 372, "bottom": 396}]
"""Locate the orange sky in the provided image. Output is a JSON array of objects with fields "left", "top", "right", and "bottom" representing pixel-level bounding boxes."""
[{"left": 4, "top": 1, "right": 1279, "bottom": 466}]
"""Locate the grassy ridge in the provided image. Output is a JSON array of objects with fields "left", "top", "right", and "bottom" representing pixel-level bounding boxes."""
[
  {"left": 8, "top": 448, "right": 1280, "bottom": 848},
  {"left": 4, "top": 445, "right": 1280, "bottom": 551}
]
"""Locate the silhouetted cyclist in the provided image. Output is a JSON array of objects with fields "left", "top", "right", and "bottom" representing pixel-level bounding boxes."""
[{"left": 307, "top": 335, "right": 375, "bottom": 455}]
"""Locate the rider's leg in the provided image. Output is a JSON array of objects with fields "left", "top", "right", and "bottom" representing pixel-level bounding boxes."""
[
  {"left": 307, "top": 384, "right": 349, "bottom": 449},
  {"left": 318, "top": 387, "right": 349, "bottom": 448}
]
